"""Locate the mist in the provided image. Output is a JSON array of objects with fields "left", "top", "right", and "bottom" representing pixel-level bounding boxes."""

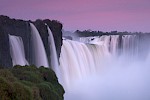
[
  {"left": 59, "top": 35, "right": 150, "bottom": 100},
  {"left": 64, "top": 57, "right": 150, "bottom": 100}
]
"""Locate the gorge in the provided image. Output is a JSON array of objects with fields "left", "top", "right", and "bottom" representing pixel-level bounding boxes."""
[{"left": 1, "top": 15, "right": 150, "bottom": 100}]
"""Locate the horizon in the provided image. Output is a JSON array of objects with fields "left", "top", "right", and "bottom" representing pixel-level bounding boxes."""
[{"left": 1, "top": 0, "right": 150, "bottom": 32}]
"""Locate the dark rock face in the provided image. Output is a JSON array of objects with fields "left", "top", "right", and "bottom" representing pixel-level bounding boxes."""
[
  {"left": 33, "top": 20, "right": 50, "bottom": 66},
  {"left": 0, "top": 15, "right": 62, "bottom": 67},
  {"left": 0, "top": 15, "right": 31, "bottom": 67},
  {"left": 43, "top": 19, "right": 63, "bottom": 59}
]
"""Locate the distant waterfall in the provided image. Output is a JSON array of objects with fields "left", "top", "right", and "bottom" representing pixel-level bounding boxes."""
[
  {"left": 9, "top": 35, "right": 28, "bottom": 66},
  {"left": 30, "top": 23, "right": 49, "bottom": 67},
  {"left": 121, "top": 35, "right": 139, "bottom": 60},
  {"left": 60, "top": 35, "right": 150, "bottom": 100},
  {"left": 47, "top": 25, "right": 59, "bottom": 72},
  {"left": 59, "top": 35, "right": 150, "bottom": 87}
]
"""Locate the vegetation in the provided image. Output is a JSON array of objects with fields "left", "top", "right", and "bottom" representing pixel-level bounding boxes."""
[
  {"left": 75, "top": 30, "right": 150, "bottom": 37},
  {"left": 0, "top": 65, "right": 65, "bottom": 100}
]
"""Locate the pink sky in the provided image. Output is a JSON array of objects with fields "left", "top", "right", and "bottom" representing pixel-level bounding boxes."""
[{"left": 0, "top": 0, "right": 150, "bottom": 32}]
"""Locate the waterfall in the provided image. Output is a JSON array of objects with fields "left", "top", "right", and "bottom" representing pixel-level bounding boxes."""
[
  {"left": 47, "top": 25, "right": 59, "bottom": 72},
  {"left": 30, "top": 23, "right": 49, "bottom": 67},
  {"left": 59, "top": 35, "right": 150, "bottom": 100},
  {"left": 59, "top": 36, "right": 113, "bottom": 86},
  {"left": 9, "top": 35, "right": 28, "bottom": 66}
]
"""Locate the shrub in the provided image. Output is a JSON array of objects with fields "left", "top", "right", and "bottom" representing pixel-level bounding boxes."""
[
  {"left": 13, "top": 82, "right": 32, "bottom": 100},
  {"left": 39, "top": 66, "right": 58, "bottom": 82},
  {"left": 11, "top": 65, "right": 43, "bottom": 83},
  {"left": 31, "top": 86, "right": 42, "bottom": 100},
  {"left": 0, "top": 77, "right": 15, "bottom": 100},
  {"left": 0, "top": 65, "right": 65, "bottom": 100},
  {"left": 37, "top": 82, "right": 59, "bottom": 100},
  {"left": 0, "top": 69, "right": 17, "bottom": 82}
]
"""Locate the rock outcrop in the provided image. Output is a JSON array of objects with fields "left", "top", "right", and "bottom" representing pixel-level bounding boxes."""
[{"left": 0, "top": 15, "right": 62, "bottom": 67}]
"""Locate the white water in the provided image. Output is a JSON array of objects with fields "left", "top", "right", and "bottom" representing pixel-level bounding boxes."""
[
  {"left": 59, "top": 35, "right": 150, "bottom": 100},
  {"left": 30, "top": 23, "right": 49, "bottom": 67},
  {"left": 47, "top": 25, "right": 59, "bottom": 73},
  {"left": 9, "top": 35, "right": 29, "bottom": 66}
]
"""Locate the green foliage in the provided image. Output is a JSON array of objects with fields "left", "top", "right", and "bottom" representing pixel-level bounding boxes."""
[
  {"left": 37, "top": 82, "right": 59, "bottom": 100},
  {"left": 50, "top": 81, "right": 65, "bottom": 100},
  {"left": 39, "top": 66, "right": 58, "bottom": 82},
  {"left": 31, "top": 86, "right": 42, "bottom": 100},
  {"left": 12, "top": 82, "right": 32, "bottom": 100},
  {"left": 0, "top": 77, "right": 15, "bottom": 100},
  {"left": 0, "top": 77, "right": 32, "bottom": 100},
  {"left": 0, "top": 69, "right": 17, "bottom": 82},
  {"left": 0, "top": 65, "right": 65, "bottom": 100}
]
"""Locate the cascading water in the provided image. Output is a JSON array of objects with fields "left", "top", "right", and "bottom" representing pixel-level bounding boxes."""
[
  {"left": 59, "top": 35, "right": 150, "bottom": 100},
  {"left": 59, "top": 36, "right": 114, "bottom": 87},
  {"left": 47, "top": 25, "right": 59, "bottom": 72},
  {"left": 9, "top": 34, "right": 29, "bottom": 66},
  {"left": 30, "top": 23, "right": 49, "bottom": 67}
]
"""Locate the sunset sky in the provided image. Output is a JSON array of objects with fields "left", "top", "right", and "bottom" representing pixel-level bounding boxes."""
[{"left": 0, "top": 0, "right": 150, "bottom": 32}]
